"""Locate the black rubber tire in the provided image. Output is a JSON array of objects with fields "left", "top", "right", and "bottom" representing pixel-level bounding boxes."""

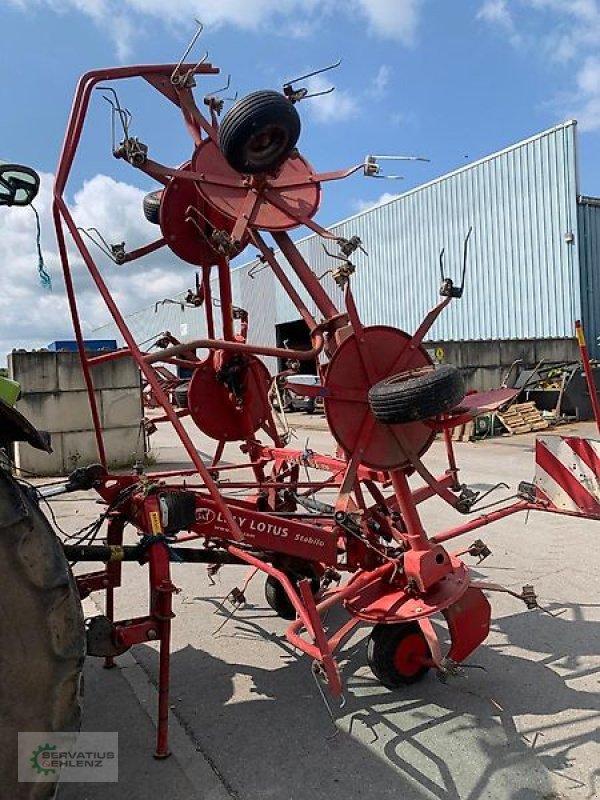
[
  {"left": 218, "top": 90, "right": 301, "bottom": 174},
  {"left": 367, "top": 622, "right": 431, "bottom": 689},
  {"left": 264, "top": 568, "right": 320, "bottom": 621},
  {"left": 0, "top": 469, "right": 85, "bottom": 799},
  {"left": 173, "top": 383, "right": 190, "bottom": 410},
  {"left": 143, "top": 189, "right": 163, "bottom": 224},
  {"left": 367, "top": 364, "right": 465, "bottom": 425}
]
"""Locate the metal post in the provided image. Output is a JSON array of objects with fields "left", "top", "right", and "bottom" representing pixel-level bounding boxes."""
[
  {"left": 390, "top": 469, "right": 431, "bottom": 551},
  {"left": 147, "top": 542, "right": 175, "bottom": 759},
  {"left": 575, "top": 320, "right": 600, "bottom": 435},
  {"left": 217, "top": 257, "right": 235, "bottom": 341},
  {"left": 202, "top": 264, "right": 215, "bottom": 339},
  {"left": 103, "top": 517, "right": 125, "bottom": 670}
]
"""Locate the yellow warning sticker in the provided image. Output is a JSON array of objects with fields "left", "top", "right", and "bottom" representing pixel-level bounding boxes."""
[
  {"left": 576, "top": 326, "right": 586, "bottom": 347},
  {"left": 149, "top": 511, "right": 162, "bottom": 534}
]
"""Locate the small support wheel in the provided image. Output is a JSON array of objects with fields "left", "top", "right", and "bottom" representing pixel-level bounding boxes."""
[
  {"left": 367, "top": 622, "right": 431, "bottom": 688},
  {"left": 264, "top": 568, "right": 320, "bottom": 620},
  {"left": 367, "top": 364, "right": 465, "bottom": 424},
  {"left": 143, "top": 189, "right": 163, "bottom": 224},
  {"left": 218, "top": 90, "right": 301, "bottom": 174}
]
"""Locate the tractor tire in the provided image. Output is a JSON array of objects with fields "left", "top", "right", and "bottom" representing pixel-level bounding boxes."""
[
  {"left": 264, "top": 567, "right": 320, "bottom": 621},
  {"left": 367, "top": 622, "right": 431, "bottom": 689},
  {"left": 218, "top": 90, "right": 301, "bottom": 175},
  {"left": 0, "top": 469, "right": 85, "bottom": 800},
  {"left": 143, "top": 189, "right": 163, "bottom": 225},
  {"left": 367, "top": 364, "right": 465, "bottom": 425}
]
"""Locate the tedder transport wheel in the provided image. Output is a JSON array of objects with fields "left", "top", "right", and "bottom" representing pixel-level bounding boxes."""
[
  {"left": 218, "top": 90, "right": 301, "bottom": 175},
  {"left": 367, "top": 364, "right": 465, "bottom": 425},
  {"left": 265, "top": 567, "right": 320, "bottom": 621},
  {"left": 367, "top": 622, "right": 431, "bottom": 689},
  {"left": 0, "top": 469, "right": 85, "bottom": 799},
  {"left": 143, "top": 189, "right": 163, "bottom": 224}
]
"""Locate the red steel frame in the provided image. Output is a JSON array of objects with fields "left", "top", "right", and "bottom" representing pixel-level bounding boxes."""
[{"left": 52, "top": 58, "right": 600, "bottom": 758}]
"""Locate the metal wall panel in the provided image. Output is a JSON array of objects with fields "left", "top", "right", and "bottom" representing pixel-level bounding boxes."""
[
  {"left": 230, "top": 120, "right": 581, "bottom": 342},
  {"left": 95, "top": 121, "right": 582, "bottom": 350},
  {"left": 578, "top": 197, "right": 600, "bottom": 356}
]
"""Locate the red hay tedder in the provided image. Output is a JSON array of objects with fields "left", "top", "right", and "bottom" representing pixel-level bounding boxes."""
[{"left": 7, "top": 34, "right": 598, "bottom": 765}]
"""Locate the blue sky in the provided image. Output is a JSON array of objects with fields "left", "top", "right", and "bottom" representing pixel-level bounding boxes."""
[{"left": 1, "top": 0, "right": 600, "bottom": 359}]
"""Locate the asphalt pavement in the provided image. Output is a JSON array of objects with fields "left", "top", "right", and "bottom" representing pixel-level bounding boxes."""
[{"left": 55, "top": 412, "right": 600, "bottom": 800}]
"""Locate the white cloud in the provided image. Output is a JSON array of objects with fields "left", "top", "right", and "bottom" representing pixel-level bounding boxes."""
[
  {"left": 477, "top": 0, "right": 522, "bottom": 46},
  {"left": 477, "top": 0, "right": 512, "bottom": 26},
  {"left": 390, "top": 110, "right": 417, "bottom": 127},
  {"left": 477, "top": 0, "right": 600, "bottom": 130},
  {"left": 353, "top": 191, "right": 402, "bottom": 213},
  {"left": 570, "top": 56, "right": 600, "bottom": 130},
  {"left": 303, "top": 74, "right": 358, "bottom": 124},
  {"left": 371, "top": 65, "right": 391, "bottom": 98},
  {"left": 8, "top": 0, "right": 423, "bottom": 58},
  {"left": 0, "top": 172, "right": 194, "bottom": 363},
  {"left": 478, "top": 0, "right": 600, "bottom": 57},
  {"left": 353, "top": 0, "right": 423, "bottom": 45}
]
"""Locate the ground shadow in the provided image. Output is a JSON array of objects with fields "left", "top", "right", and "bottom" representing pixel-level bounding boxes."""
[{"left": 122, "top": 603, "right": 574, "bottom": 800}]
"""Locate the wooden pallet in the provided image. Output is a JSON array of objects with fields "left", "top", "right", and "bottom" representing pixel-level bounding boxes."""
[
  {"left": 451, "top": 420, "right": 474, "bottom": 442},
  {"left": 496, "top": 401, "right": 549, "bottom": 435}
]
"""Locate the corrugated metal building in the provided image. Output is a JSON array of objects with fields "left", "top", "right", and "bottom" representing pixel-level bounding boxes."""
[{"left": 94, "top": 120, "right": 600, "bottom": 388}]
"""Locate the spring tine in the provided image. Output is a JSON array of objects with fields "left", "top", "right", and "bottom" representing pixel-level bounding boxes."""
[
  {"left": 439, "top": 247, "right": 446, "bottom": 283},
  {"left": 77, "top": 227, "right": 116, "bottom": 262},
  {"left": 460, "top": 226, "right": 473, "bottom": 291},
  {"left": 171, "top": 19, "right": 204, "bottom": 84},
  {"left": 311, "top": 662, "right": 339, "bottom": 739},
  {"left": 88, "top": 227, "right": 112, "bottom": 251},
  {"left": 192, "top": 50, "right": 209, "bottom": 71},
  {"left": 98, "top": 87, "right": 130, "bottom": 151},
  {"left": 372, "top": 154, "right": 430, "bottom": 162},
  {"left": 365, "top": 154, "right": 428, "bottom": 179},
  {"left": 284, "top": 58, "right": 342, "bottom": 88},
  {"left": 302, "top": 86, "right": 336, "bottom": 100},
  {"left": 248, "top": 259, "right": 269, "bottom": 279},
  {"left": 212, "top": 603, "right": 239, "bottom": 635},
  {"left": 210, "top": 74, "right": 231, "bottom": 96}
]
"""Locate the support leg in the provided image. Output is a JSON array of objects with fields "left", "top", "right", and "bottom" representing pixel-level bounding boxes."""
[
  {"left": 147, "top": 541, "right": 176, "bottom": 759},
  {"left": 103, "top": 517, "right": 125, "bottom": 669}
]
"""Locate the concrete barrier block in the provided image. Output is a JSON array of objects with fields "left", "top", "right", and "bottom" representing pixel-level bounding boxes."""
[
  {"left": 103, "top": 427, "right": 146, "bottom": 468},
  {"left": 101, "top": 389, "right": 143, "bottom": 429},
  {"left": 62, "top": 427, "right": 143, "bottom": 472},
  {"left": 16, "top": 391, "right": 102, "bottom": 434},
  {"left": 92, "top": 357, "right": 141, "bottom": 390},
  {"left": 56, "top": 352, "right": 88, "bottom": 391},
  {"left": 61, "top": 430, "right": 104, "bottom": 471},
  {"left": 9, "top": 351, "right": 58, "bottom": 393},
  {"left": 14, "top": 433, "right": 65, "bottom": 477}
]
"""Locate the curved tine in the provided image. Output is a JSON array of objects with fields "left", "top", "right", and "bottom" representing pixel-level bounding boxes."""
[
  {"left": 284, "top": 58, "right": 342, "bottom": 87},
  {"left": 76, "top": 227, "right": 115, "bottom": 261},
  {"left": 208, "top": 74, "right": 231, "bottom": 97},
  {"left": 304, "top": 86, "right": 335, "bottom": 100},
  {"left": 460, "top": 226, "right": 473, "bottom": 290},
  {"left": 87, "top": 226, "right": 113, "bottom": 251},
  {"left": 171, "top": 19, "right": 204, "bottom": 83}
]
